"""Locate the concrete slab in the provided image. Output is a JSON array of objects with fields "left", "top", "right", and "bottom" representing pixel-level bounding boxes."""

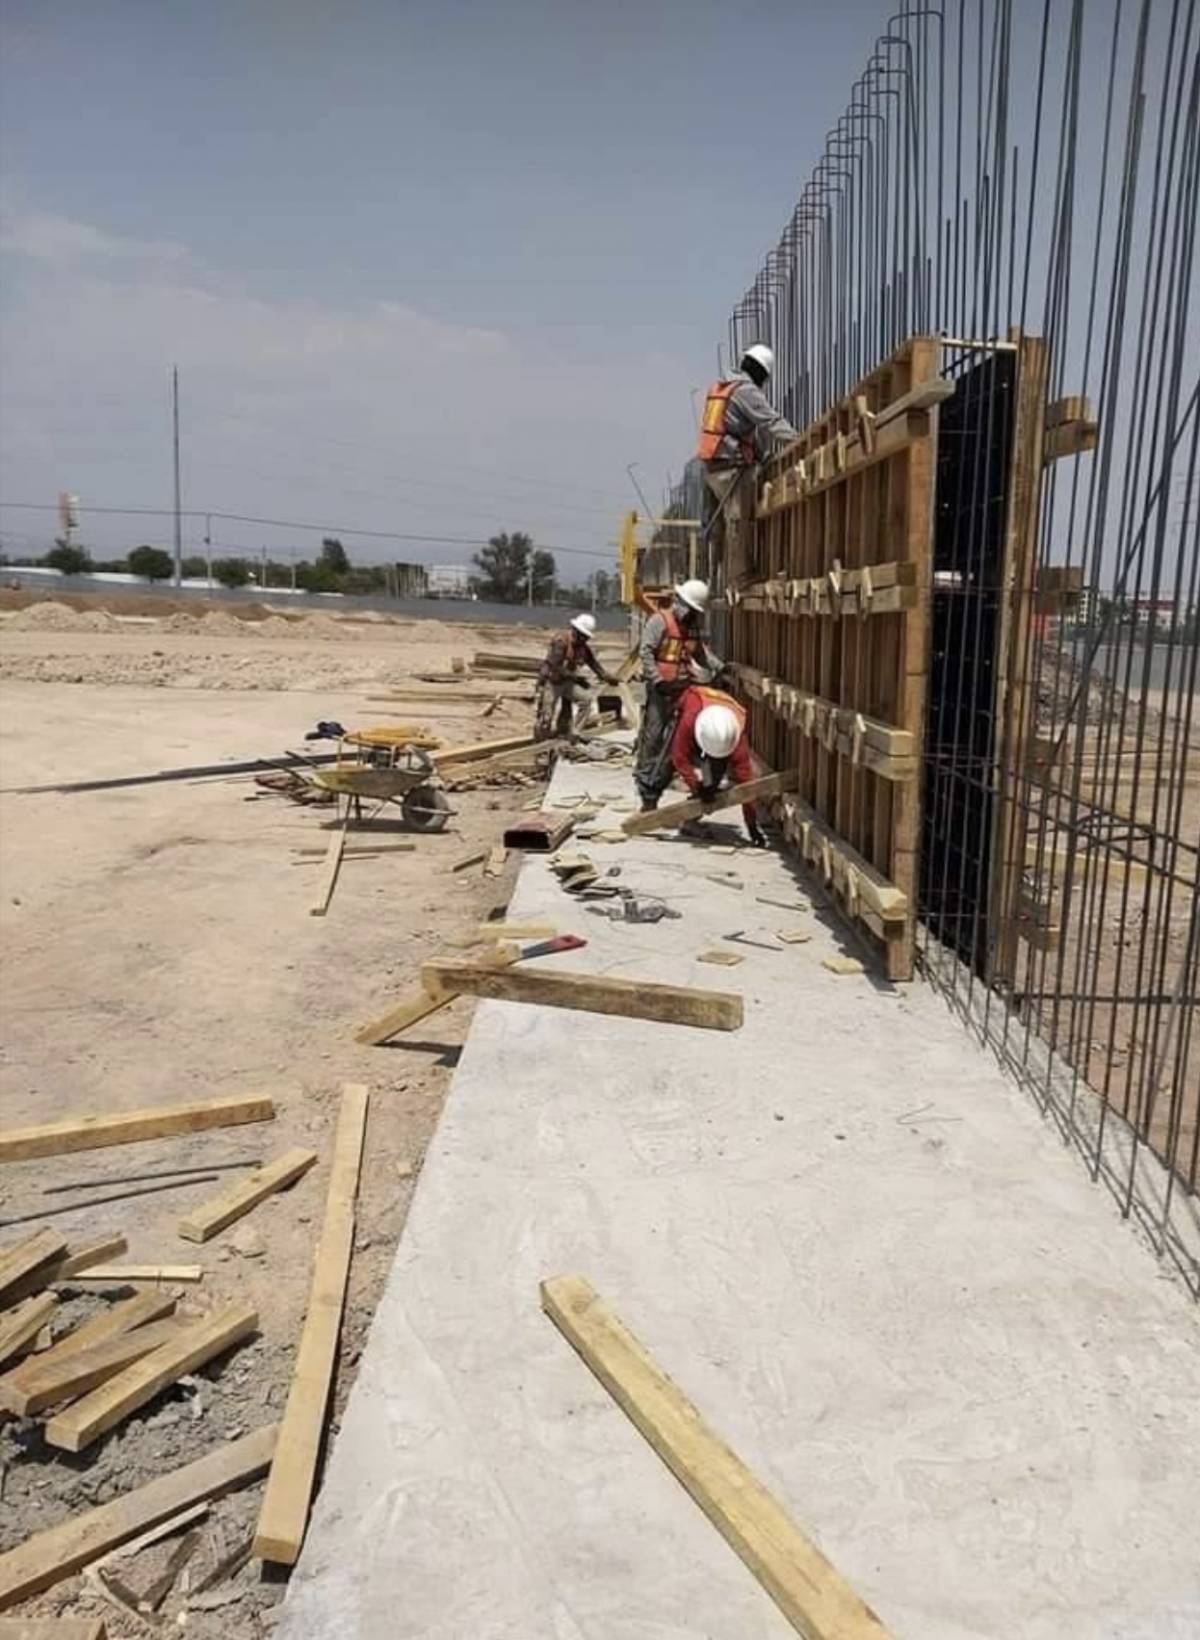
[{"left": 280, "top": 752, "right": 1200, "bottom": 1640}]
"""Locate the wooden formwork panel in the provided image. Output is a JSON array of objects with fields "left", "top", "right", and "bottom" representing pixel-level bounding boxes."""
[{"left": 716, "top": 336, "right": 941, "bottom": 979}]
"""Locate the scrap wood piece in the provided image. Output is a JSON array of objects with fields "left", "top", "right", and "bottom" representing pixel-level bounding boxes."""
[
  {"left": 483, "top": 844, "right": 508, "bottom": 876},
  {"left": 432, "top": 733, "right": 537, "bottom": 769},
  {"left": 697, "top": 950, "right": 744, "bottom": 967},
  {"left": 0, "top": 1293, "right": 58, "bottom": 1368},
  {"left": 178, "top": 1147, "right": 317, "bottom": 1243},
  {"left": 451, "top": 849, "right": 488, "bottom": 872},
  {"left": 0, "top": 1095, "right": 276, "bottom": 1165},
  {"left": 0, "top": 1622, "right": 108, "bottom": 1639},
  {"left": 253, "top": 1084, "right": 370, "bottom": 1566},
  {"left": 823, "top": 956, "right": 865, "bottom": 975},
  {"left": 354, "top": 945, "right": 519, "bottom": 1046},
  {"left": 541, "top": 1275, "right": 894, "bottom": 1640},
  {"left": 46, "top": 1301, "right": 258, "bottom": 1452},
  {"left": 3, "top": 1236, "right": 129, "bottom": 1308},
  {"left": 0, "top": 1292, "right": 175, "bottom": 1407},
  {"left": 309, "top": 815, "right": 349, "bottom": 918},
  {"left": 420, "top": 959, "right": 743, "bottom": 1032},
  {"left": 502, "top": 813, "right": 574, "bottom": 852},
  {"left": 66, "top": 1265, "right": 202, "bottom": 1285},
  {"left": 3, "top": 1317, "right": 181, "bottom": 1418},
  {"left": 477, "top": 921, "right": 557, "bottom": 940},
  {"left": 0, "top": 1424, "right": 277, "bottom": 1609},
  {"left": 292, "top": 842, "right": 415, "bottom": 856},
  {"left": 621, "top": 770, "right": 799, "bottom": 835},
  {"left": 776, "top": 928, "right": 812, "bottom": 945},
  {"left": 0, "top": 1230, "right": 67, "bottom": 1307}
]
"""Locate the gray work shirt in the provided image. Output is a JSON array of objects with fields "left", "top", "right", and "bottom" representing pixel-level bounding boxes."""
[{"left": 712, "top": 371, "right": 798, "bottom": 465}]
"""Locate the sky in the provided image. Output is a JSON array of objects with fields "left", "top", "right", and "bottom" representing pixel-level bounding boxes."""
[{"left": 0, "top": 0, "right": 886, "bottom": 580}]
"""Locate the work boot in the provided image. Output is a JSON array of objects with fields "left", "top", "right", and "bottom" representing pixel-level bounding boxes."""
[{"left": 638, "top": 795, "right": 659, "bottom": 813}]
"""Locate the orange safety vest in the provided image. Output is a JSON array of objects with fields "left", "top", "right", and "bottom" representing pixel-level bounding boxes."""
[
  {"left": 695, "top": 380, "right": 756, "bottom": 466},
  {"left": 655, "top": 608, "right": 701, "bottom": 684}
]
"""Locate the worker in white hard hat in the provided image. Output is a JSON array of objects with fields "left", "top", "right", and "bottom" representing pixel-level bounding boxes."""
[
  {"left": 634, "top": 578, "right": 725, "bottom": 809},
  {"left": 695, "top": 343, "right": 798, "bottom": 555},
  {"left": 536, "top": 611, "right": 617, "bottom": 739},
  {"left": 661, "top": 681, "right": 767, "bottom": 845}
]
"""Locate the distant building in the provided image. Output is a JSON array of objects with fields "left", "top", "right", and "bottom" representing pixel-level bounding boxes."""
[
  {"left": 1130, "top": 596, "right": 1176, "bottom": 630},
  {"left": 426, "top": 563, "right": 473, "bottom": 598},
  {"left": 394, "top": 561, "right": 429, "bottom": 599}
]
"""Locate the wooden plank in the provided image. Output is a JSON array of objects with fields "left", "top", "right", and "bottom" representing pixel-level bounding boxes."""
[
  {"left": 872, "top": 374, "right": 955, "bottom": 425},
  {"left": 0, "top": 1425, "right": 277, "bottom": 1608},
  {"left": 354, "top": 944, "right": 519, "bottom": 1046},
  {"left": 253, "top": 1083, "right": 370, "bottom": 1566},
  {"left": 620, "top": 770, "right": 798, "bottom": 836},
  {"left": 1043, "top": 393, "right": 1092, "bottom": 429},
  {"left": 476, "top": 921, "right": 557, "bottom": 940},
  {"left": 0, "top": 1293, "right": 176, "bottom": 1408},
  {"left": 309, "top": 816, "right": 348, "bottom": 918},
  {"left": 0, "top": 1621, "right": 107, "bottom": 1639},
  {"left": 420, "top": 961, "right": 743, "bottom": 1033},
  {"left": 178, "top": 1148, "right": 317, "bottom": 1244},
  {"left": 0, "top": 1231, "right": 67, "bottom": 1306},
  {"left": 776, "top": 794, "right": 908, "bottom": 921},
  {"left": 0, "top": 1096, "right": 275, "bottom": 1165},
  {"left": 431, "top": 734, "right": 537, "bottom": 768},
  {"left": 45, "top": 1301, "right": 257, "bottom": 1452},
  {"left": 0, "top": 1235, "right": 127, "bottom": 1308},
  {"left": 483, "top": 844, "right": 508, "bottom": 876},
  {"left": 541, "top": 1275, "right": 893, "bottom": 1640},
  {"left": 65, "top": 1265, "right": 202, "bottom": 1284},
  {"left": 2, "top": 1318, "right": 181, "bottom": 1417},
  {"left": 0, "top": 1294, "right": 58, "bottom": 1368},
  {"left": 1043, "top": 418, "right": 1097, "bottom": 461}
]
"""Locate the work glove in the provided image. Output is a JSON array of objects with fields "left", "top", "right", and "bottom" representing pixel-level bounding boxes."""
[
  {"left": 747, "top": 821, "right": 769, "bottom": 849},
  {"left": 603, "top": 672, "right": 619, "bottom": 686},
  {"left": 697, "top": 781, "right": 719, "bottom": 805}
]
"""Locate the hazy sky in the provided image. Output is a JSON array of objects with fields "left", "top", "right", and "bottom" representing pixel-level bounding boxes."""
[{"left": 0, "top": 0, "right": 883, "bottom": 576}]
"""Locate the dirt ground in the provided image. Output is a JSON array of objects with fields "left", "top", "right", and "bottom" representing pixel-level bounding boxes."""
[{"left": 0, "top": 598, "right": 610, "bottom": 1634}]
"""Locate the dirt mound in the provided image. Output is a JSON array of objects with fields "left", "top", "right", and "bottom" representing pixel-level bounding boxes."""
[{"left": 6, "top": 600, "right": 85, "bottom": 631}]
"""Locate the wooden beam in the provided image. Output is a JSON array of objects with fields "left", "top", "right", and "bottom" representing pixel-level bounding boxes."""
[
  {"left": 872, "top": 374, "right": 955, "bottom": 425},
  {"left": 0, "top": 1425, "right": 277, "bottom": 1609},
  {"left": 0, "top": 1621, "right": 108, "bottom": 1640},
  {"left": 309, "top": 816, "right": 348, "bottom": 918},
  {"left": 620, "top": 770, "right": 798, "bottom": 835},
  {"left": 776, "top": 794, "right": 908, "bottom": 922},
  {"left": 253, "top": 1083, "right": 369, "bottom": 1566},
  {"left": 0, "top": 1234, "right": 126, "bottom": 1308},
  {"left": 355, "top": 945, "right": 519, "bottom": 1046},
  {"left": 419, "top": 960, "right": 743, "bottom": 1033},
  {"left": 431, "top": 734, "right": 537, "bottom": 769},
  {"left": 0, "top": 1293, "right": 58, "bottom": 1368},
  {"left": 0, "top": 1293, "right": 176, "bottom": 1409},
  {"left": 541, "top": 1276, "right": 893, "bottom": 1640},
  {"left": 1044, "top": 418, "right": 1098, "bottom": 462},
  {"left": 0, "top": 1231, "right": 67, "bottom": 1306},
  {"left": 65, "top": 1265, "right": 202, "bottom": 1285},
  {"left": 45, "top": 1302, "right": 257, "bottom": 1452},
  {"left": 2, "top": 1318, "right": 181, "bottom": 1418},
  {"left": 0, "top": 1095, "right": 275, "bottom": 1165},
  {"left": 178, "top": 1147, "right": 318, "bottom": 1244}
]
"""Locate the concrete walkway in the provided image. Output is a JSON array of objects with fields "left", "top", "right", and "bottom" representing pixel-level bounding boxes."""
[{"left": 280, "top": 753, "right": 1200, "bottom": 1640}]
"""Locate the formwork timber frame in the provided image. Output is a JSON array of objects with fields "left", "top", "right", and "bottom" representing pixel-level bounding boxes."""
[{"left": 718, "top": 336, "right": 942, "bottom": 980}]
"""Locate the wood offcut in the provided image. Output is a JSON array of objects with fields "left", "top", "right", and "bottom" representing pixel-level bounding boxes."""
[
  {"left": 0, "top": 1096, "right": 275, "bottom": 1164},
  {"left": 541, "top": 1275, "right": 893, "bottom": 1639}
]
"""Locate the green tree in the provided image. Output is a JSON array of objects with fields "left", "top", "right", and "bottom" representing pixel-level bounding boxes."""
[
  {"left": 213, "top": 557, "right": 251, "bottom": 588},
  {"left": 182, "top": 555, "right": 209, "bottom": 578},
  {"left": 128, "top": 545, "right": 174, "bottom": 582},
  {"left": 531, "top": 548, "right": 556, "bottom": 601},
  {"left": 320, "top": 537, "right": 350, "bottom": 577},
  {"left": 472, "top": 531, "right": 540, "bottom": 602},
  {"left": 297, "top": 559, "right": 340, "bottom": 593},
  {"left": 45, "top": 541, "right": 92, "bottom": 575}
]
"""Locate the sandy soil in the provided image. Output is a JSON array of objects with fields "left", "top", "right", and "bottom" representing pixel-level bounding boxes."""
[{"left": 0, "top": 602, "right": 565, "bottom": 1634}]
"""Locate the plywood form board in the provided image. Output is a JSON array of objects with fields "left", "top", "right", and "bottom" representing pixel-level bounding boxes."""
[{"left": 723, "top": 335, "right": 940, "bottom": 979}]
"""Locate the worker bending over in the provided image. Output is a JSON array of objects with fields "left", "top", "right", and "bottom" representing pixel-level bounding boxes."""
[
  {"left": 635, "top": 578, "right": 722, "bottom": 809},
  {"left": 536, "top": 612, "right": 616, "bottom": 739},
  {"left": 667, "top": 684, "right": 766, "bottom": 847},
  {"left": 697, "top": 343, "right": 798, "bottom": 546}
]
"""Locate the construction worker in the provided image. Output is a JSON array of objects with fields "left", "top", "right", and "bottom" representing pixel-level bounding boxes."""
[
  {"left": 536, "top": 612, "right": 616, "bottom": 738},
  {"left": 634, "top": 578, "right": 722, "bottom": 809},
  {"left": 696, "top": 343, "right": 798, "bottom": 547},
  {"left": 667, "top": 683, "right": 767, "bottom": 847}
]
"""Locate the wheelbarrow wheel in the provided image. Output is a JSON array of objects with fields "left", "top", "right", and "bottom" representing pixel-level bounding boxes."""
[{"left": 402, "top": 784, "right": 450, "bottom": 833}]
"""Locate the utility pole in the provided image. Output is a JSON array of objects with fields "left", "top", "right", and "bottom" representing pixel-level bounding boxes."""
[
  {"left": 203, "top": 512, "right": 212, "bottom": 584},
  {"left": 526, "top": 556, "right": 534, "bottom": 607},
  {"left": 171, "top": 366, "right": 182, "bottom": 588}
]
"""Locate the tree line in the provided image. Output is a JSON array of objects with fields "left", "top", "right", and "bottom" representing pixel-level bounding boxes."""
[{"left": 4, "top": 528, "right": 616, "bottom": 607}]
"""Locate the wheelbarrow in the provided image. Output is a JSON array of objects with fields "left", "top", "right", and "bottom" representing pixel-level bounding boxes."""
[{"left": 309, "top": 729, "right": 452, "bottom": 832}]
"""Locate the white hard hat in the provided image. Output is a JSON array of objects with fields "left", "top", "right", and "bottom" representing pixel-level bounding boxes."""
[
  {"left": 743, "top": 343, "right": 775, "bottom": 376},
  {"left": 674, "top": 578, "right": 709, "bottom": 613},
  {"left": 695, "top": 704, "right": 741, "bottom": 759},
  {"left": 570, "top": 612, "right": 596, "bottom": 638}
]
